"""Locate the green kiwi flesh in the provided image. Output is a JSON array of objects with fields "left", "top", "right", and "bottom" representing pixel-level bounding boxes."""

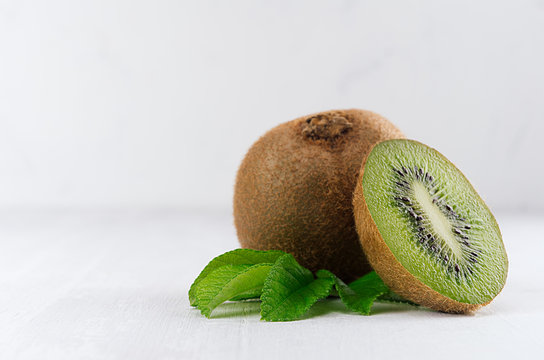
[{"left": 357, "top": 139, "right": 507, "bottom": 309}]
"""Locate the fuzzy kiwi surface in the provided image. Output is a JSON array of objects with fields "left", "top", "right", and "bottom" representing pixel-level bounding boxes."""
[
  {"left": 353, "top": 139, "right": 508, "bottom": 313},
  {"left": 233, "top": 109, "right": 404, "bottom": 282}
]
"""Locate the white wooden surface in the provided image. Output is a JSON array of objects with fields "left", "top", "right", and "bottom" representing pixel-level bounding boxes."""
[{"left": 0, "top": 209, "right": 542, "bottom": 359}]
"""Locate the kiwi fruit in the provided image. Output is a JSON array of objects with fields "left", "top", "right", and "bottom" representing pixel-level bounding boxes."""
[
  {"left": 353, "top": 139, "right": 508, "bottom": 313},
  {"left": 234, "top": 109, "right": 404, "bottom": 282}
]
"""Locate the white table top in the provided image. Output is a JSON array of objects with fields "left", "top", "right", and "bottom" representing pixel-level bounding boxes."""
[{"left": 1, "top": 209, "right": 542, "bottom": 359}]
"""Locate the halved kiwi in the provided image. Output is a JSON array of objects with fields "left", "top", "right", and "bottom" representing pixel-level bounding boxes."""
[{"left": 353, "top": 139, "right": 508, "bottom": 313}]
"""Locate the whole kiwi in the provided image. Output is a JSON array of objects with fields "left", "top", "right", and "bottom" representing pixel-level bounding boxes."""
[{"left": 233, "top": 109, "right": 404, "bottom": 282}]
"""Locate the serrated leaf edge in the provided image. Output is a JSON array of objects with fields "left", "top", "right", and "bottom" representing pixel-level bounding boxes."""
[
  {"left": 260, "top": 255, "right": 335, "bottom": 321},
  {"left": 189, "top": 249, "right": 285, "bottom": 306},
  {"left": 196, "top": 263, "right": 273, "bottom": 318}
]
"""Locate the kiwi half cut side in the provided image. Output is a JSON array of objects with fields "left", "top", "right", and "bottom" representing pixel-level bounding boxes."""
[{"left": 353, "top": 139, "right": 508, "bottom": 313}]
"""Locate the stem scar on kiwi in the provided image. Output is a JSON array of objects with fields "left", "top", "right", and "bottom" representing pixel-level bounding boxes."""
[
  {"left": 353, "top": 139, "right": 508, "bottom": 313},
  {"left": 233, "top": 109, "right": 404, "bottom": 282}
]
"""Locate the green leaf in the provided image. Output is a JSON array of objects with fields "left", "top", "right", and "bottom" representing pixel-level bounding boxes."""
[
  {"left": 344, "top": 271, "right": 389, "bottom": 315},
  {"left": 317, "top": 270, "right": 388, "bottom": 315},
  {"left": 189, "top": 249, "right": 285, "bottom": 305},
  {"left": 195, "top": 263, "right": 273, "bottom": 318},
  {"left": 260, "top": 254, "right": 335, "bottom": 321}
]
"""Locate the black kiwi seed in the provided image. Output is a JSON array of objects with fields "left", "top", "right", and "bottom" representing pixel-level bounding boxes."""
[
  {"left": 454, "top": 264, "right": 460, "bottom": 272},
  {"left": 465, "top": 225, "right": 471, "bottom": 229},
  {"left": 445, "top": 204, "right": 453, "bottom": 212}
]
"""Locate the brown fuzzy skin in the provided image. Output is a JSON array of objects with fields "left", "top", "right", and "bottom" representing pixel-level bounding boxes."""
[
  {"left": 352, "top": 146, "right": 487, "bottom": 314},
  {"left": 233, "top": 109, "right": 404, "bottom": 282}
]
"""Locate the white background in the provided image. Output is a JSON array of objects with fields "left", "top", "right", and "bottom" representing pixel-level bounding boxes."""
[
  {"left": 1, "top": 1, "right": 544, "bottom": 360},
  {"left": 1, "top": 0, "right": 543, "bottom": 212}
]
